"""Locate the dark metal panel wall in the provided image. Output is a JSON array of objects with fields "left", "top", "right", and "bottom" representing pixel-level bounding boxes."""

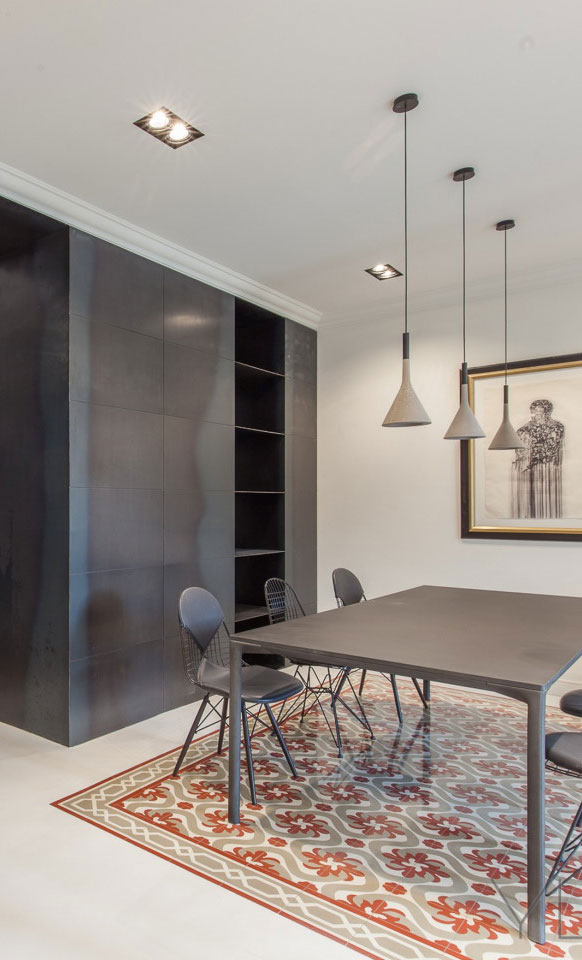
[
  {"left": 0, "top": 227, "right": 70, "bottom": 744},
  {"left": 162, "top": 270, "right": 234, "bottom": 711},
  {"left": 68, "top": 230, "right": 165, "bottom": 744},
  {"left": 68, "top": 232, "right": 235, "bottom": 740},
  {"left": 285, "top": 320, "right": 317, "bottom": 614}
]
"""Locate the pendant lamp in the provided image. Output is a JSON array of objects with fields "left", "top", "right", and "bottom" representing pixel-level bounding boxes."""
[
  {"left": 489, "top": 220, "right": 524, "bottom": 451},
  {"left": 383, "top": 93, "right": 431, "bottom": 428},
  {"left": 444, "top": 167, "right": 485, "bottom": 440}
]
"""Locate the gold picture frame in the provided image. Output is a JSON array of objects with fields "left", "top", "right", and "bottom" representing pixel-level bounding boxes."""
[{"left": 461, "top": 353, "right": 582, "bottom": 540}]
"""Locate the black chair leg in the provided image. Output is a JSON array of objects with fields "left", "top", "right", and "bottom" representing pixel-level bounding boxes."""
[
  {"left": 412, "top": 677, "right": 429, "bottom": 709},
  {"left": 359, "top": 668, "right": 367, "bottom": 697},
  {"left": 241, "top": 706, "right": 257, "bottom": 805},
  {"left": 265, "top": 703, "right": 298, "bottom": 778},
  {"left": 389, "top": 674, "right": 403, "bottom": 725},
  {"left": 330, "top": 668, "right": 348, "bottom": 758},
  {"left": 275, "top": 665, "right": 302, "bottom": 725},
  {"left": 343, "top": 671, "right": 374, "bottom": 740},
  {"left": 546, "top": 798, "right": 582, "bottom": 892},
  {"left": 216, "top": 697, "right": 228, "bottom": 755},
  {"left": 300, "top": 666, "right": 312, "bottom": 723},
  {"left": 173, "top": 693, "right": 210, "bottom": 776}
]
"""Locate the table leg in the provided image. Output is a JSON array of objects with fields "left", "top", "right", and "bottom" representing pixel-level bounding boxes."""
[
  {"left": 423, "top": 680, "right": 431, "bottom": 702},
  {"left": 228, "top": 640, "right": 242, "bottom": 824},
  {"left": 526, "top": 690, "right": 546, "bottom": 944}
]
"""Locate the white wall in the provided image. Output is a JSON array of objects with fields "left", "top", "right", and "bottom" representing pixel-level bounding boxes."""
[{"left": 317, "top": 277, "right": 582, "bottom": 699}]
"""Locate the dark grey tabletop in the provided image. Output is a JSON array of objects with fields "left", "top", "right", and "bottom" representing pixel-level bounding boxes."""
[{"left": 236, "top": 585, "right": 582, "bottom": 692}]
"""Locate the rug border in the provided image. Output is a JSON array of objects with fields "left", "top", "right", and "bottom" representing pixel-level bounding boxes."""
[{"left": 52, "top": 684, "right": 558, "bottom": 960}]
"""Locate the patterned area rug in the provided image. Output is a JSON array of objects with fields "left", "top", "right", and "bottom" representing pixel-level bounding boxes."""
[{"left": 54, "top": 678, "right": 582, "bottom": 960}]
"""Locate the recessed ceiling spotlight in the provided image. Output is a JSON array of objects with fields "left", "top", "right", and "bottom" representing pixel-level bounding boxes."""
[
  {"left": 148, "top": 109, "right": 170, "bottom": 130},
  {"left": 134, "top": 106, "right": 204, "bottom": 149},
  {"left": 168, "top": 121, "right": 189, "bottom": 142},
  {"left": 364, "top": 262, "right": 402, "bottom": 280}
]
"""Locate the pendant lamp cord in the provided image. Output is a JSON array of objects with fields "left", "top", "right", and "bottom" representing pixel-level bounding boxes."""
[
  {"left": 504, "top": 228, "right": 508, "bottom": 386},
  {"left": 404, "top": 108, "right": 408, "bottom": 335},
  {"left": 462, "top": 178, "right": 466, "bottom": 364}
]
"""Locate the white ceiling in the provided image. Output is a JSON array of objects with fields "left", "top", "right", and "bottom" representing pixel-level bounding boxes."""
[{"left": 0, "top": 0, "right": 580, "bottom": 322}]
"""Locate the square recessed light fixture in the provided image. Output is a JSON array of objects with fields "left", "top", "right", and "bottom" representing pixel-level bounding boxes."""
[
  {"left": 365, "top": 262, "right": 402, "bottom": 280},
  {"left": 134, "top": 107, "right": 204, "bottom": 149}
]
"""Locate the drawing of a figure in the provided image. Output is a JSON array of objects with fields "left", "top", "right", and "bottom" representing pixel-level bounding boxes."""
[{"left": 512, "top": 399, "right": 565, "bottom": 518}]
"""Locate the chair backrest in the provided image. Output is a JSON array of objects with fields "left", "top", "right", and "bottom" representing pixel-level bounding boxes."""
[
  {"left": 264, "top": 577, "right": 305, "bottom": 624},
  {"left": 332, "top": 567, "right": 366, "bottom": 607},
  {"left": 178, "top": 587, "right": 230, "bottom": 684}
]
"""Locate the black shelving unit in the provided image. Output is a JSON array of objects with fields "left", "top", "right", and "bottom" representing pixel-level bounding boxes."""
[{"left": 234, "top": 302, "right": 286, "bottom": 664}]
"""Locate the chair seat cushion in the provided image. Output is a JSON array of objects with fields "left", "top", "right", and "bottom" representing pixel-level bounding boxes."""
[
  {"left": 560, "top": 689, "right": 582, "bottom": 717},
  {"left": 200, "top": 661, "right": 304, "bottom": 704},
  {"left": 546, "top": 731, "right": 582, "bottom": 774}
]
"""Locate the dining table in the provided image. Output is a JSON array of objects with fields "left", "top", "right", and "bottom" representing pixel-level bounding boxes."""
[{"left": 228, "top": 584, "right": 582, "bottom": 944}]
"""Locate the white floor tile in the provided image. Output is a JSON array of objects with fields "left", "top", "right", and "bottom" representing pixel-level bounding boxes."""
[{"left": 0, "top": 708, "right": 352, "bottom": 960}]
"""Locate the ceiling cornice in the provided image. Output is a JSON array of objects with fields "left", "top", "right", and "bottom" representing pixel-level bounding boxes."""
[
  {"left": 0, "top": 159, "right": 322, "bottom": 330},
  {"left": 320, "top": 258, "right": 582, "bottom": 329}
]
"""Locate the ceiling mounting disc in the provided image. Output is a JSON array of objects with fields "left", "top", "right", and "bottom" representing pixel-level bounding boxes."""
[
  {"left": 453, "top": 167, "right": 475, "bottom": 181},
  {"left": 393, "top": 93, "right": 419, "bottom": 114},
  {"left": 496, "top": 219, "right": 516, "bottom": 231}
]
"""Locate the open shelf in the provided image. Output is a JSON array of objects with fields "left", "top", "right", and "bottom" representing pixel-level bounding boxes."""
[
  {"left": 235, "top": 425, "right": 284, "bottom": 437},
  {"left": 236, "top": 428, "right": 284, "bottom": 491},
  {"left": 235, "top": 360, "right": 284, "bottom": 378},
  {"left": 235, "top": 363, "right": 285, "bottom": 433},
  {"left": 234, "top": 603, "right": 269, "bottom": 623},
  {"left": 235, "top": 551, "right": 285, "bottom": 607},
  {"left": 235, "top": 548, "right": 284, "bottom": 557},
  {"left": 236, "top": 493, "right": 284, "bottom": 552},
  {"left": 235, "top": 300, "right": 285, "bottom": 374}
]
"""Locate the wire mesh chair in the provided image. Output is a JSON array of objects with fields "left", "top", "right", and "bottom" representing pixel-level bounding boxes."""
[
  {"left": 173, "top": 587, "right": 304, "bottom": 805},
  {"left": 332, "top": 567, "right": 428, "bottom": 718},
  {"left": 545, "top": 732, "right": 582, "bottom": 889},
  {"left": 264, "top": 577, "right": 373, "bottom": 757},
  {"left": 514, "top": 731, "right": 582, "bottom": 934}
]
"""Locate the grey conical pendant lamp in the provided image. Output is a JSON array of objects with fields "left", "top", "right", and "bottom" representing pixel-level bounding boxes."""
[
  {"left": 383, "top": 332, "right": 431, "bottom": 426},
  {"left": 383, "top": 93, "right": 431, "bottom": 428},
  {"left": 489, "top": 220, "right": 524, "bottom": 451},
  {"left": 444, "top": 167, "right": 485, "bottom": 440}
]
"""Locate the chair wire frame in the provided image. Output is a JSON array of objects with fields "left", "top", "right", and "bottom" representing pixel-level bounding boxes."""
[
  {"left": 173, "top": 603, "right": 299, "bottom": 804},
  {"left": 264, "top": 577, "right": 374, "bottom": 757},
  {"left": 331, "top": 567, "right": 429, "bottom": 715},
  {"left": 544, "top": 760, "right": 582, "bottom": 894},
  {"left": 516, "top": 760, "right": 582, "bottom": 939},
  {"left": 180, "top": 618, "right": 231, "bottom": 684},
  {"left": 264, "top": 577, "right": 306, "bottom": 624}
]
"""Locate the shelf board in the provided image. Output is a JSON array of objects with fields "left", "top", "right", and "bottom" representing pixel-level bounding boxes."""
[
  {"left": 235, "top": 360, "right": 285, "bottom": 379},
  {"left": 235, "top": 490, "right": 284, "bottom": 495},
  {"left": 235, "top": 425, "right": 285, "bottom": 437},
  {"left": 235, "top": 548, "right": 285, "bottom": 558},
  {"left": 234, "top": 603, "right": 269, "bottom": 622}
]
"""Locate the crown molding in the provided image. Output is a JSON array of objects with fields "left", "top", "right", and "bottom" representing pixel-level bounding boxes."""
[
  {"left": 320, "top": 257, "right": 582, "bottom": 329},
  {"left": 0, "top": 160, "right": 321, "bottom": 330}
]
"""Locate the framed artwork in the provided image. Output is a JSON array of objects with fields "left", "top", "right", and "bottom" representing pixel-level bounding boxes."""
[{"left": 461, "top": 352, "right": 582, "bottom": 540}]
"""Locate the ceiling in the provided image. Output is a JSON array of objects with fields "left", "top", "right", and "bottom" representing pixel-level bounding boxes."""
[{"left": 0, "top": 0, "right": 579, "bottom": 323}]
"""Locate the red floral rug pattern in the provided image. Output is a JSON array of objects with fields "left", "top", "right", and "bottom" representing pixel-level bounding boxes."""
[{"left": 53, "top": 679, "right": 582, "bottom": 959}]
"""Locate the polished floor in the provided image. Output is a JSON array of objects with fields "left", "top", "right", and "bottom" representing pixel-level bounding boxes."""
[
  {"left": 31, "top": 678, "right": 582, "bottom": 959},
  {"left": 1, "top": 699, "right": 360, "bottom": 960}
]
